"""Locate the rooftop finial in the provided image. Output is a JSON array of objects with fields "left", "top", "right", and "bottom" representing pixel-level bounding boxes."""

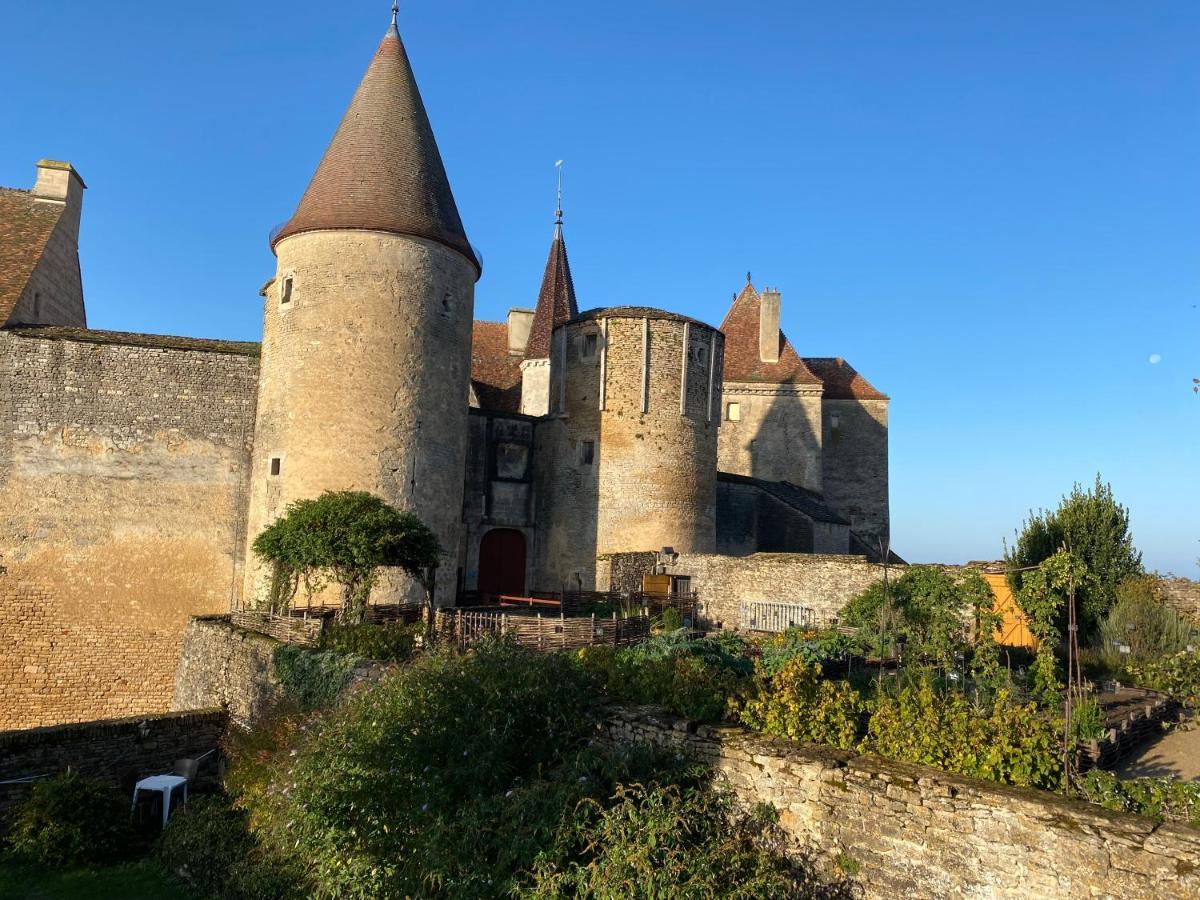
[
  {"left": 747, "top": 271, "right": 752, "bottom": 285},
  {"left": 554, "top": 160, "right": 564, "bottom": 226},
  {"left": 390, "top": 0, "right": 399, "bottom": 27}
]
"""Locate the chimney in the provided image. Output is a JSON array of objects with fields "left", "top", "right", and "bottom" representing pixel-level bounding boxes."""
[
  {"left": 32, "top": 160, "right": 86, "bottom": 237},
  {"left": 507, "top": 307, "right": 535, "bottom": 355},
  {"left": 759, "top": 288, "right": 781, "bottom": 364}
]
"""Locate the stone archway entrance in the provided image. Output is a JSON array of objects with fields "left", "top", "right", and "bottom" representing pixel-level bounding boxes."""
[{"left": 477, "top": 529, "right": 526, "bottom": 599}]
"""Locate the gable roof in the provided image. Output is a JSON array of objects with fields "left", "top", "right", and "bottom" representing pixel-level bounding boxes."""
[
  {"left": 0, "top": 188, "right": 63, "bottom": 326},
  {"left": 719, "top": 283, "right": 821, "bottom": 385},
  {"left": 524, "top": 221, "right": 578, "bottom": 359},
  {"left": 803, "top": 356, "right": 887, "bottom": 400},
  {"left": 271, "top": 22, "right": 477, "bottom": 273},
  {"left": 471, "top": 320, "right": 522, "bottom": 413},
  {"left": 717, "top": 471, "right": 850, "bottom": 525}
]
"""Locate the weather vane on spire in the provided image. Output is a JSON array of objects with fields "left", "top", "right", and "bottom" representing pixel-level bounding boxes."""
[
  {"left": 555, "top": 160, "right": 564, "bottom": 224},
  {"left": 391, "top": 0, "right": 399, "bottom": 26}
]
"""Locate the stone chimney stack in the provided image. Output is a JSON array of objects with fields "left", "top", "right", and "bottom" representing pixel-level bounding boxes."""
[
  {"left": 507, "top": 307, "right": 535, "bottom": 354},
  {"left": 31, "top": 160, "right": 86, "bottom": 237},
  {"left": 759, "top": 287, "right": 781, "bottom": 364}
]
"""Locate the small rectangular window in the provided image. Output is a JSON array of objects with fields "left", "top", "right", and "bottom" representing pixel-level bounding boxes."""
[
  {"left": 280, "top": 277, "right": 293, "bottom": 305},
  {"left": 582, "top": 333, "right": 598, "bottom": 358},
  {"left": 578, "top": 440, "right": 595, "bottom": 465},
  {"left": 726, "top": 402, "right": 741, "bottom": 422},
  {"left": 269, "top": 457, "right": 281, "bottom": 476}
]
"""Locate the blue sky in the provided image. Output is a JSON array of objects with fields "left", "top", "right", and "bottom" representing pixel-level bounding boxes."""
[{"left": 3, "top": 2, "right": 1197, "bottom": 574}]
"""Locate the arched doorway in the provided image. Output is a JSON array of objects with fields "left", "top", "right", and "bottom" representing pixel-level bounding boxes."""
[{"left": 477, "top": 529, "right": 527, "bottom": 599}]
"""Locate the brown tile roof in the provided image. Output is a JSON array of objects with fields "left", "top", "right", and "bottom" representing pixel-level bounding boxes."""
[
  {"left": 719, "top": 283, "right": 821, "bottom": 385},
  {"left": 5, "top": 326, "right": 260, "bottom": 357},
  {"left": 572, "top": 306, "right": 713, "bottom": 328},
  {"left": 471, "top": 320, "right": 522, "bottom": 413},
  {"left": 803, "top": 356, "right": 888, "bottom": 400},
  {"left": 271, "top": 24, "right": 477, "bottom": 273},
  {"left": 524, "top": 222, "right": 578, "bottom": 359},
  {"left": 0, "top": 188, "right": 63, "bottom": 326}
]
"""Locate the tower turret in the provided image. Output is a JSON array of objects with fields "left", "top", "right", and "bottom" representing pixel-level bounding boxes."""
[{"left": 243, "top": 11, "right": 480, "bottom": 606}]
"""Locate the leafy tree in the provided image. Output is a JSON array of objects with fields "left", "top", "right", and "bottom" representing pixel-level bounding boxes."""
[
  {"left": 252, "top": 491, "right": 441, "bottom": 622},
  {"left": 1015, "top": 549, "right": 1088, "bottom": 707},
  {"left": 1006, "top": 475, "right": 1142, "bottom": 640}
]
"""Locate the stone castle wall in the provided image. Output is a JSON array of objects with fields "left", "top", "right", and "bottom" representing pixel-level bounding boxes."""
[
  {"left": 171, "top": 615, "right": 285, "bottom": 726},
  {"left": 244, "top": 231, "right": 476, "bottom": 608},
  {"left": 0, "top": 708, "right": 227, "bottom": 823},
  {"left": 821, "top": 398, "right": 889, "bottom": 547},
  {"left": 603, "top": 705, "right": 1200, "bottom": 900},
  {"left": 717, "top": 383, "right": 824, "bottom": 492},
  {"left": 0, "top": 329, "right": 258, "bottom": 729},
  {"left": 606, "top": 550, "right": 891, "bottom": 629},
  {"left": 535, "top": 313, "right": 723, "bottom": 590},
  {"left": 1159, "top": 576, "right": 1200, "bottom": 623}
]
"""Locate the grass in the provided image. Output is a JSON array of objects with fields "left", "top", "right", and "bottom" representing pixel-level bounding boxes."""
[{"left": 0, "top": 859, "right": 196, "bottom": 900}]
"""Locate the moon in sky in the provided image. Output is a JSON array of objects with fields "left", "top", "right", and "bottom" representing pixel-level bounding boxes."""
[{"left": 1148, "top": 354, "right": 1162, "bottom": 364}]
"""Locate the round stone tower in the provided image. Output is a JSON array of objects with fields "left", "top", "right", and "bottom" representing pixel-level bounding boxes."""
[
  {"left": 534, "top": 308, "right": 723, "bottom": 589},
  {"left": 243, "top": 15, "right": 480, "bottom": 606}
]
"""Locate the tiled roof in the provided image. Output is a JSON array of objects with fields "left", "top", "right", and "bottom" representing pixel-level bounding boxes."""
[
  {"left": 471, "top": 320, "right": 522, "bottom": 413},
  {"left": 4, "top": 326, "right": 260, "bottom": 357},
  {"left": 0, "top": 188, "right": 63, "bottom": 326},
  {"left": 849, "top": 531, "right": 906, "bottom": 565},
  {"left": 271, "top": 23, "right": 477, "bottom": 272},
  {"left": 524, "top": 223, "right": 578, "bottom": 359},
  {"left": 719, "top": 283, "right": 821, "bottom": 385},
  {"left": 717, "top": 471, "right": 850, "bottom": 525},
  {"left": 803, "top": 357, "right": 887, "bottom": 400},
  {"left": 572, "top": 306, "right": 714, "bottom": 329}
]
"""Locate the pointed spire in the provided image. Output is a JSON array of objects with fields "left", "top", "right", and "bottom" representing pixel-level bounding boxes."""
[
  {"left": 525, "top": 165, "right": 578, "bottom": 359},
  {"left": 272, "top": 14, "right": 478, "bottom": 274}
]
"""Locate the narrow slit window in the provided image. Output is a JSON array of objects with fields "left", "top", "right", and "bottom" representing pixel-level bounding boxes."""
[
  {"left": 280, "top": 277, "right": 293, "bottom": 305},
  {"left": 726, "top": 402, "right": 741, "bottom": 422},
  {"left": 578, "top": 440, "right": 595, "bottom": 465},
  {"left": 582, "top": 333, "right": 598, "bottom": 358},
  {"left": 269, "top": 457, "right": 281, "bottom": 476}
]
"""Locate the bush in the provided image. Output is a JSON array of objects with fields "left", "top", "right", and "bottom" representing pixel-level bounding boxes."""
[
  {"left": 1075, "top": 770, "right": 1200, "bottom": 827},
  {"left": 159, "top": 795, "right": 297, "bottom": 899},
  {"left": 1098, "top": 576, "right": 1197, "bottom": 663},
  {"left": 1124, "top": 650, "right": 1200, "bottom": 706},
  {"left": 739, "top": 658, "right": 866, "bottom": 750},
  {"left": 318, "top": 620, "right": 421, "bottom": 663},
  {"left": 658, "top": 607, "right": 683, "bottom": 632},
  {"left": 756, "top": 628, "right": 858, "bottom": 677},
  {"left": 863, "top": 683, "right": 1062, "bottom": 790},
  {"left": 271, "top": 643, "right": 360, "bottom": 710},
  {"left": 6, "top": 771, "right": 133, "bottom": 868},
  {"left": 523, "top": 782, "right": 829, "bottom": 899}
]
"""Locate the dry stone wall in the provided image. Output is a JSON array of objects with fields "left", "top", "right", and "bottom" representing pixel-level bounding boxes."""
[
  {"left": 0, "top": 708, "right": 226, "bottom": 823},
  {"left": 1159, "top": 576, "right": 1200, "bottom": 623},
  {"left": 0, "top": 329, "right": 258, "bottom": 729},
  {"left": 171, "top": 615, "right": 285, "bottom": 726},
  {"left": 603, "top": 705, "right": 1200, "bottom": 900}
]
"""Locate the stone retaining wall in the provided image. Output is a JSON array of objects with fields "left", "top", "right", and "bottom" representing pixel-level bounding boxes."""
[
  {"left": 0, "top": 708, "right": 226, "bottom": 822},
  {"left": 602, "top": 705, "right": 1200, "bottom": 899}
]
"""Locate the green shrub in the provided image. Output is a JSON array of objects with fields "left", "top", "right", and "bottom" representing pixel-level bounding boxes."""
[
  {"left": 523, "top": 782, "right": 825, "bottom": 899},
  {"left": 1068, "top": 695, "right": 1106, "bottom": 743},
  {"left": 1124, "top": 650, "right": 1200, "bottom": 706},
  {"left": 242, "top": 639, "right": 603, "bottom": 898},
  {"left": 159, "top": 795, "right": 297, "bottom": 899},
  {"left": 739, "top": 658, "right": 866, "bottom": 750},
  {"left": 1098, "top": 577, "right": 1197, "bottom": 663},
  {"left": 271, "top": 643, "right": 359, "bottom": 710},
  {"left": 1075, "top": 770, "right": 1200, "bottom": 826},
  {"left": 318, "top": 620, "right": 421, "bottom": 663},
  {"left": 658, "top": 607, "right": 683, "bottom": 632},
  {"left": 863, "top": 683, "right": 1061, "bottom": 790},
  {"left": 756, "top": 628, "right": 858, "bottom": 677},
  {"left": 6, "top": 771, "right": 133, "bottom": 868}
]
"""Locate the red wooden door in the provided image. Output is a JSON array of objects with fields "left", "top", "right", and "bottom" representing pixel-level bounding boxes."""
[{"left": 478, "top": 529, "right": 527, "bottom": 599}]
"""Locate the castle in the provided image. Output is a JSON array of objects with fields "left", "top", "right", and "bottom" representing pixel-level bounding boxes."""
[{"left": 0, "top": 15, "right": 888, "bottom": 729}]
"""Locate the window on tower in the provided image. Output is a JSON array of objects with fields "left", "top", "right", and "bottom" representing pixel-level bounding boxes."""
[
  {"left": 269, "top": 457, "right": 282, "bottom": 476},
  {"left": 582, "top": 332, "right": 598, "bottom": 358},
  {"left": 726, "top": 402, "right": 741, "bottom": 422},
  {"left": 280, "top": 277, "right": 293, "bottom": 305},
  {"left": 578, "top": 440, "right": 595, "bottom": 465}
]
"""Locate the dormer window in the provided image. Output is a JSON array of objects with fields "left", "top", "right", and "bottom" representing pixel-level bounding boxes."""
[{"left": 280, "top": 277, "right": 293, "bottom": 305}]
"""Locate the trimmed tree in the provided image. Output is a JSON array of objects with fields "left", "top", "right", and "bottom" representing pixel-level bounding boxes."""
[{"left": 252, "top": 491, "right": 441, "bottom": 623}]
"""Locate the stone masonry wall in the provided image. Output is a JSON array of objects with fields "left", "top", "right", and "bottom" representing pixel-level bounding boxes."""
[
  {"left": 171, "top": 615, "right": 285, "bottom": 726},
  {"left": 718, "top": 383, "right": 824, "bottom": 493},
  {"left": 603, "top": 705, "right": 1200, "bottom": 900},
  {"left": 821, "top": 397, "right": 889, "bottom": 547},
  {"left": 0, "top": 329, "right": 258, "bottom": 729},
  {"left": 661, "top": 551, "right": 892, "bottom": 628},
  {"left": 1159, "top": 576, "right": 1200, "bottom": 623},
  {"left": 0, "top": 708, "right": 226, "bottom": 823}
]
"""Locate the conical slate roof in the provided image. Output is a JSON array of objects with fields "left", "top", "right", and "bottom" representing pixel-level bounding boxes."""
[
  {"left": 271, "top": 22, "right": 477, "bottom": 272},
  {"left": 525, "top": 221, "right": 578, "bottom": 359}
]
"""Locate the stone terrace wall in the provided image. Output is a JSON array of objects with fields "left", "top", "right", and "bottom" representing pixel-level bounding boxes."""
[
  {"left": 0, "top": 708, "right": 226, "bottom": 823},
  {"left": 658, "top": 552, "right": 892, "bottom": 629},
  {"left": 1159, "top": 576, "right": 1200, "bottom": 623},
  {"left": 603, "top": 706, "right": 1200, "bottom": 900},
  {"left": 172, "top": 615, "right": 284, "bottom": 726},
  {"left": 596, "top": 551, "right": 659, "bottom": 594},
  {"left": 0, "top": 329, "right": 258, "bottom": 729}
]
